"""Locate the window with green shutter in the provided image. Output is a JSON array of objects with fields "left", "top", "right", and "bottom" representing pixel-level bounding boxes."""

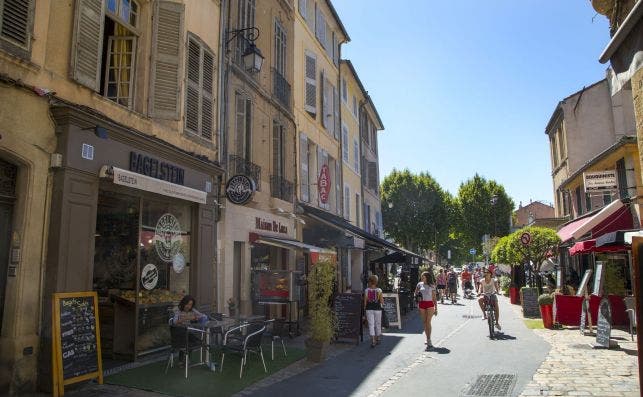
[
  {"left": 184, "top": 33, "right": 215, "bottom": 141},
  {"left": 0, "top": 0, "right": 34, "bottom": 59}
]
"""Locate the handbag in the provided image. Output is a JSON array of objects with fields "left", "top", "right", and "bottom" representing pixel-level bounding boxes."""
[{"left": 381, "top": 309, "right": 389, "bottom": 328}]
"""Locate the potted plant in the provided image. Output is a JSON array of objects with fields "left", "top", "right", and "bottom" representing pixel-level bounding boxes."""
[
  {"left": 538, "top": 293, "right": 554, "bottom": 329},
  {"left": 305, "top": 258, "right": 336, "bottom": 362},
  {"left": 498, "top": 275, "right": 511, "bottom": 297}
]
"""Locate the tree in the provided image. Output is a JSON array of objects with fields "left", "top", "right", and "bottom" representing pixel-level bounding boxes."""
[{"left": 381, "top": 169, "right": 450, "bottom": 253}]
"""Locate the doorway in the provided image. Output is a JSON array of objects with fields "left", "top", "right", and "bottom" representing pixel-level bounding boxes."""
[{"left": 0, "top": 159, "right": 17, "bottom": 332}]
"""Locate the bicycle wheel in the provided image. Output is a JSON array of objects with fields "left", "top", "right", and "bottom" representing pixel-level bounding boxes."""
[{"left": 487, "top": 308, "right": 495, "bottom": 339}]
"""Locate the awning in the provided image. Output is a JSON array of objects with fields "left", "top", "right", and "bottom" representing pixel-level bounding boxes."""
[
  {"left": 557, "top": 199, "right": 633, "bottom": 242},
  {"left": 596, "top": 229, "right": 643, "bottom": 247},
  {"left": 371, "top": 251, "right": 407, "bottom": 264},
  {"left": 298, "top": 203, "right": 425, "bottom": 262},
  {"left": 249, "top": 233, "right": 333, "bottom": 254},
  {"left": 568, "top": 239, "right": 628, "bottom": 256}
]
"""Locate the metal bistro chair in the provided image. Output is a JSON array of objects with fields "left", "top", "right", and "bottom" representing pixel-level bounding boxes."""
[
  {"left": 263, "top": 318, "right": 287, "bottom": 360},
  {"left": 624, "top": 296, "right": 636, "bottom": 341},
  {"left": 165, "top": 318, "right": 210, "bottom": 378},
  {"left": 219, "top": 322, "right": 267, "bottom": 378}
]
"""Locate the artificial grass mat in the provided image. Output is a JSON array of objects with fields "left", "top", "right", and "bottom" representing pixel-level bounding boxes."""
[
  {"left": 106, "top": 345, "right": 306, "bottom": 397},
  {"left": 523, "top": 319, "right": 545, "bottom": 329}
]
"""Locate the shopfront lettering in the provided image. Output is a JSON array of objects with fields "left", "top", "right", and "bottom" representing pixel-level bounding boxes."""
[
  {"left": 129, "top": 152, "right": 185, "bottom": 185},
  {"left": 255, "top": 217, "right": 288, "bottom": 234}
]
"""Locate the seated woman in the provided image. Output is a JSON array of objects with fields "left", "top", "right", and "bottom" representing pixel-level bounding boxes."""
[{"left": 173, "top": 295, "right": 207, "bottom": 325}]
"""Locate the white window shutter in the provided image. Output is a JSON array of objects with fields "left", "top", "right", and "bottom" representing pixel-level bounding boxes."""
[
  {"left": 342, "top": 124, "right": 349, "bottom": 162},
  {"left": 71, "top": 0, "right": 105, "bottom": 91},
  {"left": 321, "top": 71, "right": 328, "bottom": 129},
  {"left": 368, "top": 162, "right": 378, "bottom": 191},
  {"left": 353, "top": 139, "right": 359, "bottom": 173},
  {"left": 300, "top": 134, "right": 309, "bottom": 202},
  {"left": 0, "top": 0, "right": 33, "bottom": 55},
  {"left": 304, "top": 51, "right": 316, "bottom": 114},
  {"left": 150, "top": 1, "right": 184, "bottom": 119}
]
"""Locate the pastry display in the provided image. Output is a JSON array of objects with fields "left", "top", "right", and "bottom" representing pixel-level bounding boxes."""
[{"left": 114, "top": 289, "right": 183, "bottom": 304}]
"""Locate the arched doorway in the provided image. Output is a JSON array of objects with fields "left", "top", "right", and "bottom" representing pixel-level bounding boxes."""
[{"left": 0, "top": 158, "right": 17, "bottom": 331}]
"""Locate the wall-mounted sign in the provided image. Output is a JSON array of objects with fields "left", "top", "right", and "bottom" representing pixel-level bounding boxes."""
[
  {"left": 154, "top": 213, "right": 183, "bottom": 262},
  {"left": 226, "top": 175, "right": 256, "bottom": 205},
  {"left": 130, "top": 151, "right": 185, "bottom": 185},
  {"left": 255, "top": 217, "right": 288, "bottom": 234},
  {"left": 141, "top": 264, "right": 159, "bottom": 290},
  {"left": 583, "top": 170, "right": 618, "bottom": 192},
  {"left": 318, "top": 164, "right": 330, "bottom": 204}
]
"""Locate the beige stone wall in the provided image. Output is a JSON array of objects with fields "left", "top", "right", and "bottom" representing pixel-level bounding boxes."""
[{"left": 633, "top": 68, "right": 643, "bottom": 189}]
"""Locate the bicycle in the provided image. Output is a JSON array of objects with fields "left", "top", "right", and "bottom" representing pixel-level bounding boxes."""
[{"left": 482, "top": 293, "right": 497, "bottom": 339}]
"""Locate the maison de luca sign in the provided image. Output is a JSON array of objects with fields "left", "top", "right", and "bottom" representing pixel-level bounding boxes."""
[
  {"left": 583, "top": 170, "right": 618, "bottom": 192},
  {"left": 318, "top": 164, "right": 330, "bottom": 204}
]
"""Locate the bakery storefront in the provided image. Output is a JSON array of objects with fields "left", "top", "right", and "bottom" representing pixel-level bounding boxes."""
[{"left": 44, "top": 105, "right": 222, "bottom": 362}]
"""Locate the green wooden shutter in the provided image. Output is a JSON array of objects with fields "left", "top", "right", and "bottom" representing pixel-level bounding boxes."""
[
  {"left": 185, "top": 37, "right": 200, "bottom": 134},
  {"left": 201, "top": 48, "right": 214, "bottom": 140},
  {"left": 150, "top": 1, "right": 184, "bottom": 119},
  {"left": 70, "top": 0, "right": 105, "bottom": 91}
]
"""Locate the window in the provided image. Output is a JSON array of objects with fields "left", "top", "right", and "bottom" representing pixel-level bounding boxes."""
[
  {"left": 575, "top": 186, "right": 583, "bottom": 216},
  {"left": 0, "top": 0, "right": 35, "bottom": 58},
  {"left": 364, "top": 204, "right": 371, "bottom": 233},
  {"left": 341, "top": 123, "right": 349, "bottom": 162},
  {"left": 585, "top": 192, "right": 592, "bottom": 213},
  {"left": 298, "top": 0, "right": 306, "bottom": 20},
  {"left": 236, "top": 0, "right": 256, "bottom": 65},
  {"left": 344, "top": 185, "right": 350, "bottom": 220},
  {"left": 550, "top": 134, "right": 558, "bottom": 167},
  {"left": 353, "top": 139, "right": 359, "bottom": 173},
  {"left": 315, "top": 4, "right": 326, "bottom": 48},
  {"left": 341, "top": 78, "right": 347, "bottom": 103},
  {"left": 559, "top": 124, "right": 567, "bottom": 159},
  {"left": 274, "top": 19, "right": 286, "bottom": 75},
  {"left": 352, "top": 96, "right": 357, "bottom": 117},
  {"left": 603, "top": 191, "right": 612, "bottom": 206},
  {"left": 304, "top": 51, "right": 317, "bottom": 114},
  {"left": 355, "top": 194, "right": 361, "bottom": 228},
  {"left": 300, "top": 133, "right": 310, "bottom": 202},
  {"left": 185, "top": 34, "right": 215, "bottom": 140},
  {"left": 235, "top": 92, "right": 252, "bottom": 160},
  {"left": 376, "top": 211, "right": 382, "bottom": 236}
]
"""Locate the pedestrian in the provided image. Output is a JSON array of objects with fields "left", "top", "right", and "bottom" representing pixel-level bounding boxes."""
[
  {"left": 473, "top": 267, "right": 482, "bottom": 291},
  {"left": 415, "top": 271, "right": 437, "bottom": 349},
  {"left": 436, "top": 269, "right": 447, "bottom": 304},
  {"left": 363, "top": 274, "right": 384, "bottom": 347},
  {"left": 447, "top": 268, "right": 458, "bottom": 303}
]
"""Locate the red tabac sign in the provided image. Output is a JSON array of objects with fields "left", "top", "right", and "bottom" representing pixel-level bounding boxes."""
[{"left": 318, "top": 164, "right": 330, "bottom": 204}]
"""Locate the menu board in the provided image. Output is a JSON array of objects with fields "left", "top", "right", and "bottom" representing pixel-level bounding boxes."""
[
  {"left": 596, "top": 297, "right": 612, "bottom": 348},
  {"left": 52, "top": 292, "right": 103, "bottom": 396},
  {"left": 382, "top": 293, "right": 402, "bottom": 329},
  {"left": 576, "top": 269, "right": 593, "bottom": 297},
  {"left": 521, "top": 287, "right": 540, "bottom": 318},
  {"left": 334, "top": 293, "right": 362, "bottom": 344},
  {"left": 580, "top": 297, "right": 590, "bottom": 335}
]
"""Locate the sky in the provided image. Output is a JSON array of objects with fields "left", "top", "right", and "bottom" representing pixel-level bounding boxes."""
[{"left": 333, "top": 1, "right": 612, "bottom": 209}]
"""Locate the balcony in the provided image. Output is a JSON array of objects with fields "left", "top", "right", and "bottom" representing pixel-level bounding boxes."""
[
  {"left": 272, "top": 68, "right": 291, "bottom": 109},
  {"left": 228, "top": 154, "right": 261, "bottom": 191},
  {"left": 270, "top": 174, "right": 294, "bottom": 203}
]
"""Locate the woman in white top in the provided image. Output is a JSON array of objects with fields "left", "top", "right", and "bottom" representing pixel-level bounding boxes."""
[
  {"left": 477, "top": 269, "right": 501, "bottom": 330},
  {"left": 414, "top": 271, "right": 437, "bottom": 348}
]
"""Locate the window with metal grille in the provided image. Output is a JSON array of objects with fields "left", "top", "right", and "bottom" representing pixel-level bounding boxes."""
[{"left": 185, "top": 34, "right": 215, "bottom": 140}]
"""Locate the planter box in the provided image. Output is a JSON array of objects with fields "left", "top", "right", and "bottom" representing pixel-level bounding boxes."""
[
  {"left": 305, "top": 339, "right": 328, "bottom": 362},
  {"left": 540, "top": 304, "right": 553, "bottom": 329}
]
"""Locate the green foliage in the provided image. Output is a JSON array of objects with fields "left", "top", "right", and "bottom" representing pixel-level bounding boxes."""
[
  {"left": 491, "top": 226, "right": 560, "bottom": 271},
  {"left": 604, "top": 259, "right": 627, "bottom": 295},
  {"left": 498, "top": 275, "right": 511, "bottom": 294},
  {"left": 538, "top": 293, "right": 554, "bottom": 305},
  {"left": 307, "top": 259, "right": 336, "bottom": 343}
]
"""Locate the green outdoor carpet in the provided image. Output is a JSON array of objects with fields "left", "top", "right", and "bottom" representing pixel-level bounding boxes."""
[{"left": 106, "top": 345, "right": 306, "bottom": 397}]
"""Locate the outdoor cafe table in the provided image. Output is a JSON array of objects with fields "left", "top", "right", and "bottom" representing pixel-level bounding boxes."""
[{"left": 187, "top": 318, "right": 239, "bottom": 366}]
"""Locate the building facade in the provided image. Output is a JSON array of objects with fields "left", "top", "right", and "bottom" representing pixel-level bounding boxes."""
[
  {"left": 514, "top": 201, "right": 556, "bottom": 228},
  {"left": 0, "top": 0, "right": 223, "bottom": 393}
]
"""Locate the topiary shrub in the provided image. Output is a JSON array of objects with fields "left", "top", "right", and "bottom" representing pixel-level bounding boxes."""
[
  {"left": 307, "top": 258, "right": 336, "bottom": 343},
  {"left": 538, "top": 293, "right": 554, "bottom": 306}
]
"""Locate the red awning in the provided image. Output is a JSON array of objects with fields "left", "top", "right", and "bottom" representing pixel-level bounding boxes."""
[
  {"left": 568, "top": 239, "right": 628, "bottom": 256},
  {"left": 557, "top": 200, "right": 633, "bottom": 243}
]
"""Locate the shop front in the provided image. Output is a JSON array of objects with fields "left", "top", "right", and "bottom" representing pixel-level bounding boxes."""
[{"left": 43, "top": 105, "right": 221, "bottom": 364}]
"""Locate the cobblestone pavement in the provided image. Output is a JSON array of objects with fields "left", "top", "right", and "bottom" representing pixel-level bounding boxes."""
[{"left": 515, "top": 308, "right": 640, "bottom": 396}]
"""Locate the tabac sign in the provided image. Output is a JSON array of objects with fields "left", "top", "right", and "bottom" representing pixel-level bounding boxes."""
[
  {"left": 583, "top": 170, "right": 618, "bottom": 192},
  {"left": 318, "top": 164, "right": 330, "bottom": 204}
]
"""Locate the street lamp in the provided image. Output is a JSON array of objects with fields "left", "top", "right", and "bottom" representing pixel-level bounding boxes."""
[
  {"left": 490, "top": 194, "right": 498, "bottom": 237},
  {"left": 226, "top": 27, "right": 264, "bottom": 74}
]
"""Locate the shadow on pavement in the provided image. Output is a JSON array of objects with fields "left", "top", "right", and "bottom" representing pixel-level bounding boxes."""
[
  {"left": 492, "top": 332, "right": 517, "bottom": 341},
  {"left": 428, "top": 346, "right": 450, "bottom": 354}
]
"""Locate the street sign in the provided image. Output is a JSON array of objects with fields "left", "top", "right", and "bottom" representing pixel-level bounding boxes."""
[
  {"left": 520, "top": 232, "right": 531, "bottom": 246},
  {"left": 469, "top": 248, "right": 476, "bottom": 255},
  {"left": 318, "top": 164, "right": 330, "bottom": 204}
]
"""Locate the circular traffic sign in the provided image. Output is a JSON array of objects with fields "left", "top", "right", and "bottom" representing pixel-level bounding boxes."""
[
  {"left": 469, "top": 248, "right": 476, "bottom": 255},
  {"left": 520, "top": 232, "right": 531, "bottom": 246}
]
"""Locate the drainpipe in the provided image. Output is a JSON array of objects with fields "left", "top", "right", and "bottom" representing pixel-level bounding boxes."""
[{"left": 358, "top": 99, "right": 367, "bottom": 290}]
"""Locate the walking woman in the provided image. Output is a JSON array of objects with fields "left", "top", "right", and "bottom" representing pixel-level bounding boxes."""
[
  {"left": 436, "top": 269, "right": 447, "bottom": 304},
  {"left": 363, "top": 274, "right": 384, "bottom": 347},
  {"left": 415, "top": 271, "right": 437, "bottom": 349}
]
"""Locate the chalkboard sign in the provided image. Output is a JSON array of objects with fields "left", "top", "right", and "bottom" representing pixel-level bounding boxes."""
[
  {"left": 52, "top": 292, "right": 103, "bottom": 396},
  {"left": 596, "top": 297, "right": 612, "bottom": 348},
  {"left": 592, "top": 262, "right": 604, "bottom": 296},
  {"left": 334, "top": 293, "right": 362, "bottom": 344},
  {"left": 382, "top": 293, "right": 401, "bottom": 329},
  {"left": 576, "top": 269, "right": 593, "bottom": 297},
  {"left": 521, "top": 287, "right": 540, "bottom": 318},
  {"left": 580, "top": 297, "right": 589, "bottom": 335}
]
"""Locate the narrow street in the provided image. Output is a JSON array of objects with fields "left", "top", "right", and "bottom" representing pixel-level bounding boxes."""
[{"left": 251, "top": 295, "right": 549, "bottom": 397}]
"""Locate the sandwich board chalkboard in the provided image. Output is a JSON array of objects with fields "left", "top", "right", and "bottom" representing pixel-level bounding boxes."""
[
  {"left": 521, "top": 287, "right": 540, "bottom": 318},
  {"left": 579, "top": 297, "right": 592, "bottom": 335},
  {"left": 52, "top": 292, "right": 103, "bottom": 396},
  {"left": 334, "top": 293, "right": 362, "bottom": 344},
  {"left": 596, "top": 297, "right": 614, "bottom": 348},
  {"left": 382, "top": 293, "right": 402, "bottom": 330}
]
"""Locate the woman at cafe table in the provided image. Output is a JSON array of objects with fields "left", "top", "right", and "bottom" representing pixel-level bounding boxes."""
[{"left": 173, "top": 295, "right": 207, "bottom": 325}]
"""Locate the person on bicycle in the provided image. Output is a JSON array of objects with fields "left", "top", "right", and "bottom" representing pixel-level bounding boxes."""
[
  {"left": 478, "top": 269, "right": 501, "bottom": 330},
  {"left": 461, "top": 268, "right": 473, "bottom": 293},
  {"left": 446, "top": 268, "right": 458, "bottom": 303},
  {"left": 436, "top": 269, "right": 447, "bottom": 304}
]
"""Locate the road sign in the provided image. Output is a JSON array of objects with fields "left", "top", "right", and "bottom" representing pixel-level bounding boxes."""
[
  {"left": 520, "top": 232, "right": 531, "bottom": 246},
  {"left": 469, "top": 248, "right": 476, "bottom": 255}
]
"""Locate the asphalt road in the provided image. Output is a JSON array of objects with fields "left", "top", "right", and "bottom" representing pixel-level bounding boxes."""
[{"left": 251, "top": 294, "right": 550, "bottom": 397}]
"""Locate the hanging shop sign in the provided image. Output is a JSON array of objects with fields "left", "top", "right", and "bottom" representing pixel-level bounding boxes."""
[
  {"left": 154, "top": 213, "right": 183, "bottom": 262},
  {"left": 100, "top": 166, "right": 207, "bottom": 204},
  {"left": 226, "top": 175, "right": 256, "bottom": 205},
  {"left": 255, "top": 217, "right": 288, "bottom": 234},
  {"left": 318, "top": 164, "right": 330, "bottom": 204},
  {"left": 141, "top": 264, "right": 159, "bottom": 290},
  {"left": 583, "top": 170, "right": 618, "bottom": 192},
  {"left": 129, "top": 151, "right": 185, "bottom": 185}
]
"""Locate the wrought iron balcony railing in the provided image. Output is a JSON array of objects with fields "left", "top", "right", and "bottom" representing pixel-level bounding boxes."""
[
  {"left": 272, "top": 68, "right": 291, "bottom": 109},
  {"left": 270, "top": 174, "right": 294, "bottom": 203},
  {"left": 228, "top": 154, "right": 261, "bottom": 191}
]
